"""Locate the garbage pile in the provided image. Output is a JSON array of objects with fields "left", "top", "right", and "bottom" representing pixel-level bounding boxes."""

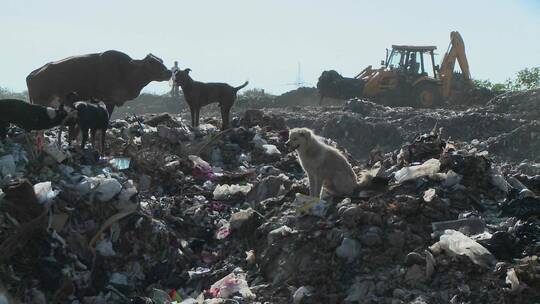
[
  {"left": 0, "top": 102, "right": 539, "bottom": 303},
  {"left": 487, "top": 88, "right": 540, "bottom": 120}
]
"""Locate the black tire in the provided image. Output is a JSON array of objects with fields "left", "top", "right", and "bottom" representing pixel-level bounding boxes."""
[{"left": 414, "top": 82, "right": 442, "bottom": 108}]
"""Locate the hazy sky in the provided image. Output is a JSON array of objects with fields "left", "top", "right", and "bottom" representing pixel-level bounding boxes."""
[{"left": 2, "top": 0, "right": 539, "bottom": 95}]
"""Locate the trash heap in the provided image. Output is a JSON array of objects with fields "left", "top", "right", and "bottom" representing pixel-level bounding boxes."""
[{"left": 0, "top": 103, "right": 539, "bottom": 303}]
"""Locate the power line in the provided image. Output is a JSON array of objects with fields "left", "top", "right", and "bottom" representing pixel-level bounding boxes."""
[{"left": 286, "top": 61, "right": 311, "bottom": 88}]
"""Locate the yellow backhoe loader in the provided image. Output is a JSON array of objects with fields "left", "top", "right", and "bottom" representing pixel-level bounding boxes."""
[
  {"left": 318, "top": 31, "right": 477, "bottom": 107},
  {"left": 357, "top": 31, "right": 472, "bottom": 107}
]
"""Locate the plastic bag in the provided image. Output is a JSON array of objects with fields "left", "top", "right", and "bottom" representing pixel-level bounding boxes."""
[
  {"left": 251, "top": 133, "right": 267, "bottom": 148},
  {"left": 440, "top": 170, "right": 462, "bottom": 188},
  {"left": 438, "top": 229, "right": 495, "bottom": 267},
  {"left": 75, "top": 177, "right": 122, "bottom": 202},
  {"left": 213, "top": 184, "right": 252, "bottom": 200},
  {"left": 151, "top": 288, "right": 172, "bottom": 304},
  {"left": 505, "top": 268, "right": 522, "bottom": 293},
  {"left": 336, "top": 237, "right": 361, "bottom": 263},
  {"left": 189, "top": 155, "right": 215, "bottom": 180},
  {"left": 394, "top": 158, "right": 440, "bottom": 183},
  {"left": 33, "top": 181, "right": 58, "bottom": 205},
  {"left": 293, "top": 193, "right": 329, "bottom": 217},
  {"left": 94, "top": 178, "right": 123, "bottom": 202},
  {"left": 293, "top": 286, "right": 313, "bottom": 304},
  {"left": 96, "top": 239, "right": 116, "bottom": 257},
  {"left": 262, "top": 144, "right": 281, "bottom": 155},
  {"left": 209, "top": 268, "right": 255, "bottom": 299},
  {"left": 0, "top": 154, "right": 16, "bottom": 177},
  {"left": 43, "top": 143, "right": 67, "bottom": 163},
  {"left": 109, "top": 157, "right": 131, "bottom": 170},
  {"left": 490, "top": 168, "right": 510, "bottom": 193},
  {"left": 267, "top": 225, "right": 297, "bottom": 245}
]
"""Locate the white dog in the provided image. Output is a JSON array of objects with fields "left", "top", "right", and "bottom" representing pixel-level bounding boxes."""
[{"left": 287, "top": 128, "right": 358, "bottom": 198}]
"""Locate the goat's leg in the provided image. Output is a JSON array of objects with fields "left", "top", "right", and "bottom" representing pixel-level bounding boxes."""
[
  {"left": 68, "top": 125, "right": 80, "bottom": 145},
  {"left": 101, "top": 129, "right": 106, "bottom": 154},
  {"left": 23, "top": 132, "right": 35, "bottom": 158},
  {"left": 90, "top": 129, "right": 97, "bottom": 150},
  {"left": 57, "top": 126, "right": 63, "bottom": 147},
  {"left": 0, "top": 122, "right": 8, "bottom": 140},
  {"left": 81, "top": 128, "right": 89, "bottom": 151}
]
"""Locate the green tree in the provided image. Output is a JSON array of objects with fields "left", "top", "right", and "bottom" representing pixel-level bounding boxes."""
[
  {"left": 515, "top": 67, "right": 540, "bottom": 90},
  {"left": 474, "top": 67, "right": 540, "bottom": 92}
]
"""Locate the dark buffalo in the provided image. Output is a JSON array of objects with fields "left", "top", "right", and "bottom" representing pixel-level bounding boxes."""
[{"left": 26, "top": 50, "right": 172, "bottom": 114}]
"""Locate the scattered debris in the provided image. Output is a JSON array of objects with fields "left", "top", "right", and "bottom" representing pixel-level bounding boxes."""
[{"left": 0, "top": 90, "right": 539, "bottom": 303}]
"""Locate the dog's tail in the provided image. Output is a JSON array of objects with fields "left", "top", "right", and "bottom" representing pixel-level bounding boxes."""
[
  {"left": 351, "top": 170, "right": 390, "bottom": 197},
  {"left": 234, "top": 81, "right": 249, "bottom": 92}
]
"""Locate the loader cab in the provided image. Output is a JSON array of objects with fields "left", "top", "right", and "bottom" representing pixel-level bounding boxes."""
[
  {"left": 382, "top": 45, "right": 443, "bottom": 107},
  {"left": 386, "top": 45, "right": 438, "bottom": 79}
]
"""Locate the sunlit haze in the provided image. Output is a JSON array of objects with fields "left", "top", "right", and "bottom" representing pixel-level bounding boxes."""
[{"left": 2, "top": 0, "right": 539, "bottom": 95}]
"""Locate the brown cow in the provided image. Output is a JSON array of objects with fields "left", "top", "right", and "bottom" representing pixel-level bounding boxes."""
[{"left": 26, "top": 50, "right": 172, "bottom": 115}]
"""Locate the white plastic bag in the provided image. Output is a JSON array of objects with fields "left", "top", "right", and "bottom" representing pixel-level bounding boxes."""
[
  {"left": 213, "top": 184, "right": 252, "bottom": 200},
  {"left": 394, "top": 158, "right": 440, "bottom": 183},
  {"left": 209, "top": 268, "right": 255, "bottom": 299},
  {"left": 262, "top": 144, "right": 281, "bottom": 155},
  {"left": 76, "top": 177, "right": 122, "bottom": 202},
  {"left": 33, "top": 181, "right": 58, "bottom": 205},
  {"left": 439, "top": 229, "right": 495, "bottom": 267}
]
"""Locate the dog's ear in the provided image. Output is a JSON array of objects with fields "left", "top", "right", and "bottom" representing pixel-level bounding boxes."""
[
  {"left": 185, "top": 68, "right": 192, "bottom": 74},
  {"left": 299, "top": 129, "right": 311, "bottom": 138}
]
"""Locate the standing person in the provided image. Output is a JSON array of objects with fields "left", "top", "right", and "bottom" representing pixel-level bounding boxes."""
[{"left": 170, "top": 61, "right": 180, "bottom": 97}]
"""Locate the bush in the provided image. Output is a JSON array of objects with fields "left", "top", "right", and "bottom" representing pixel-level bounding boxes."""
[
  {"left": 236, "top": 88, "right": 276, "bottom": 109},
  {"left": 474, "top": 67, "right": 540, "bottom": 93},
  {"left": 0, "top": 87, "right": 28, "bottom": 101}
]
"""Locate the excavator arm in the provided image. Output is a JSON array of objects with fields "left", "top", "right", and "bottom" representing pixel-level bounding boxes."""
[{"left": 440, "top": 31, "right": 473, "bottom": 98}]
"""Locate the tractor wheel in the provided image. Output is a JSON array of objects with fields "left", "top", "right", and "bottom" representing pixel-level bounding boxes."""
[{"left": 414, "top": 82, "right": 442, "bottom": 108}]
